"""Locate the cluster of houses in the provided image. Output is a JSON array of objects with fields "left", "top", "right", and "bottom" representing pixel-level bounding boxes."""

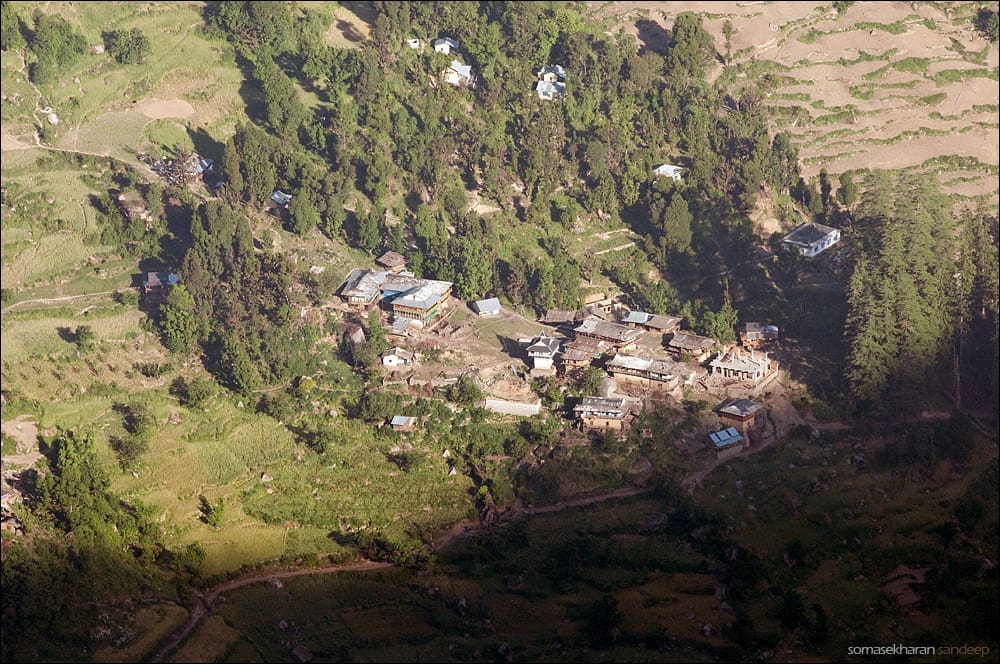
[
  {"left": 405, "top": 35, "right": 476, "bottom": 88},
  {"left": 507, "top": 301, "right": 783, "bottom": 458}
]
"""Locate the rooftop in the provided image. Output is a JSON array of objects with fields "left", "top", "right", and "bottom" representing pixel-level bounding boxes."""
[
  {"left": 537, "top": 64, "right": 566, "bottom": 79},
  {"left": 526, "top": 335, "right": 561, "bottom": 355},
  {"left": 606, "top": 354, "right": 678, "bottom": 377},
  {"left": 392, "top": 279, "right": 453, "bottom": 311},
  {"left": 716, "top": 398, "right": 765, "bottom": 418},
  {"left": 783, "top": 221, "right": 838, "bottom": 247},
  {"left": 536, "top": 80, "right": 566, "bottom": 98},
  {"left": 709, "top": 427, "right": 744, "bottom": 449},
  {"left": 271, "top": 190, "right": 292, "bottom": 205},
  {"left": 621, "top": 310, "right": 682, "bottom": 330},
  {"left": 473, "top": 297, "right": 501, "bottom": 313},
  {"left": 668, "top": 332, "right": 716, "bottom": 351},
  {"left": 483, "top": 398, "right": 542, "bottom": 417},
  {"left": 390, "top": 415, "right": 416, "bottom": 427},
  {"left": 710, "top": 351, "right": 770, "bottom": 373},
  {"left": 540, "top": 309, "right": 581, "bottom": 325},
  {"left": 375, "top": 250, "right": 406, "bottom": 268},
  {"left": 144, "top": 271, "right": 179, "bottom": 288},
  {"left": 340, "top": 268, "right": 388, "bottom": 300},
  {"left": 564, "top": 337, "right": 610, "bottom": 355},
  {"left": 741, "top": 322, "right": 779, "bottom": 335},
  {"left": 382, "top": 347, "right": 414, "bottom": 360},
  {"left": 434, "top": 36, "right": 459, "bottom": 49},
  {"left": 653, "top": 163, "right": 685, "bottom": 177},
  {"left": 574, "top": 396, "right": 627, "bottom": 415},
  {"left": 448, "top": 60, "right": 473, "bottom": 79},
  {"left": 574, "top": 319, "right": 643, "bottom": 343}
]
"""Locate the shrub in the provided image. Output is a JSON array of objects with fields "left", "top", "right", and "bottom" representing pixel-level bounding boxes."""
[
  {"left": 103, "top": 28, "right": 150, "bottom": 64},
  {"left": 975, "top": 8, "right": 999, "bottom": 42},
  {"left": 135, "top": 361, "right": 171, "bottom": 378},
  {"left": 74, "top": 325, "right": 96, "bottom": 351},
  {"left": 170, "top": 376, "right": 216, "bottom": 408},
  {"left": 115, "top": 289, "right": 140, "bottom": 307},
  {"left": 111, "top": 433, "right": 148, "bottom": 469}
]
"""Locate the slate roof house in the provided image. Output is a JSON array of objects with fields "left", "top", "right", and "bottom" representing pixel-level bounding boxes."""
[
  {"left": 339, "top": 269, "right": 453, "bottom": 325},
  {"left": 606, "top": 354, "right": 682, "bottom": 392},
  {"left": 715, "top": 398, "right": 767, "bottom": 442},
  {"left": 536, "top": 64, "right": 566, "bottom": 82},
  {"left": 540, "top": 308, "right": 582, "bottom": 327},
  {"left": 666, "top": 332, "right": 716, "bottom": 361},
  {"left": 526, "top": 334, "right": 561, "bottom": 370},
  {"left": 573, "top": 319, "right": 643, "bottom": 349},
  {"left": 375, "top": 251, "right": 407, "bottom": 274},
  {"left": 390, "top": 415, "right": 417, "bottom": 431},
  {"left": 381, "top": 347, "right": 414, "bottom": 368},
  {"left": 443, "top": 60, "right": 475, "bottom": 88},
  {"left": 620, "top": 310, "right": 682, "bottom": 334},
  {"left": 782, "top": 222, "right": 840, "bottom": 257},
  {"left": 270, "top": 190, "right": 292, "bottom": 206},
  {"left": 574, "top": 396, "right": 632, "bottom": 433},
  {"left": 383, "top": 273, "right": 453, "bottom": 325},
  {"left": 739, "top": 322, "right": 779, "bottom": 349},
  {"left": 339, "top": 268, "right": 387, "bottom": 307},
  {"left": 560, "top": 337, "right": 610, "bottom": 370},
  {"left": 143, "top": 271, "right": 179, "bottom": 305},
  {"left": 535, "top": 80, "right": 566, "bottom": 100}
]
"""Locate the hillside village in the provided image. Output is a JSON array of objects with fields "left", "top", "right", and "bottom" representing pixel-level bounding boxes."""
[{"left": 1, "top": 1, "right": 996, "bottom": 661}]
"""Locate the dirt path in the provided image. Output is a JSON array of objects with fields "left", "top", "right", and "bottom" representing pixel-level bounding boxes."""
[
  {"left": 149, "top": 560, "right": 392, "bottom": 662},
  {"left": 1, "top": 289, "right": 129, "bottom": 313},
  {"left": 594, "top": 241, "right": 636, "bottom": 255},
  {"left": 153, "top": 484, "right": 657, "bottom": 662}
]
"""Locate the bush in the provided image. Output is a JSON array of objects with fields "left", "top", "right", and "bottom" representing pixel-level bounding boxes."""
[
  {"left": 74, "top": 325, "right": 96, "bottom": 351},
  {"left": 200, "top": 495, "right": 225, "bottom": 528},
  {"left": 170, "top": 376, "right": 216, "bottom": 408},
  {"left": 103, "top": 28, "right": 150, "bottom": 64},
  {"left": 135, "top": 361, "right": 171, "bottom": 378},
  {"left": 975, "top": 8, "right": 999, "bottom": 42},
  {"left": 29, "top": 12, "right": 86, "bottom": 84},
  {"left": 117, "top": 401, "right": 156, "bottom": 441},
  {"left": 115, "top": 289, "right": 140, "bottom": 307},
  {"left": 111, "top": 433, "right": 148, "bottom": 469}
]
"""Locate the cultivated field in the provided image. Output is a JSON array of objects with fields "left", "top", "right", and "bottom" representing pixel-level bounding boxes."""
[{"left": 591, "top": 1, "right": 999, "bottom": 207}]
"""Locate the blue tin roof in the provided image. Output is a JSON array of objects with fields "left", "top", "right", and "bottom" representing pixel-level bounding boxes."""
[
  {"left": 709, "top": 427, "right": 744, "bottom": 448},
  {"left": 270, "top": 190, "right": 293, "bottom": 205}
]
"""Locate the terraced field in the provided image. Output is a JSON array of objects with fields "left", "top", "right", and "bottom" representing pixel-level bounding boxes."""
[{"left": 592, "top": 1, "right": 999, "bottom": 207}]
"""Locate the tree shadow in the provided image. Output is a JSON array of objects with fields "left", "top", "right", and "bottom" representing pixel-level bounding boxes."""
[
  {"left": 335, "top": 19, "right": 367, "bottom": 43},
  {"left": 340, "top": 1, "right": 378, "bottom": 27},
  {"left": 56, "top": 327, "right": 77, "bottom": 344},
  {"left": 635, "top": 19, "right": 671, "bottom": 55},
  {"left": 187, "top": 126, "right": 223, "bottom": 164}
]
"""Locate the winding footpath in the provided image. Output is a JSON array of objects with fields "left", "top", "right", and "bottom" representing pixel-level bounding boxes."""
[{"left": 150, "top": 485, "right": 655, "bottom": 662}]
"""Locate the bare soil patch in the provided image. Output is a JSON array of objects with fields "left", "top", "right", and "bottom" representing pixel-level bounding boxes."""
[
  {"left": 1, "top": 414, "right": 39, "bottom": 452},
  {"left": 134, "top": 97, "right": 196, "bottom": 121},
  {"left": 324, "top": 3, "right": 373, "bottom": 49}
]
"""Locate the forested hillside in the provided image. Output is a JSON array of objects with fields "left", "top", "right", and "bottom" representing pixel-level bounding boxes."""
[{"left": 1, "top": 2, "right": 997, "bottom": 661}]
